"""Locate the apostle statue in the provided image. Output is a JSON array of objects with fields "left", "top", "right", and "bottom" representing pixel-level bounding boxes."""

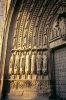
[
  {"left": 20, "top": 53, "right": 25, "bottom": 75},
  {"left": 25, "top": 52, "right": 31, "bottom": 75},
  {"left": 14, "top": 52, "right": 20, "bottom": 75},
  {"left": 42, "top": 53, "right": 47, "bottom": 74},
  {"left": 31, "top": 52, "right": 36, "bottom": 74},
  {"left": 9, "top": 53, "right": 14, "bottom": 75},
  {"left": 36, "top": 51, "right": 42, "bottom": 75}
]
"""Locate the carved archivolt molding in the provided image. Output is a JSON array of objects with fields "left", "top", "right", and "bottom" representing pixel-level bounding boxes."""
[{"left": 11, "top": 0, "right": 66, "bottom": 50}]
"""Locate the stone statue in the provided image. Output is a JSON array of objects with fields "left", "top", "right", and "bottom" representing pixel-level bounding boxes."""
[
  {"left": 36, "top": 52, "right": 42, "bottom": 74},
  {"left": 51, "top": 21, "right": 60, "bottom": 39},
  {"left": 59, "top": 17, "right": 66, "bottom": 39},
  {"left": 14, "top": 52, "right": 20, "bottom": 74},
  {"left": 42, "top": 53, "right": 47, "bottom": 74},
  {"left": 31, "top": 52, "right": 36, "bottom": 74},
  {"left": 20, "top": 53, "right": 24, "bottom": 74},
  {"left": 52, "top": 21, "right": 61, "bottom": 38},
  {"left": 25, "top": 52, "right": 31, "bottom": 75},
  {"left": 9, "top": 53, "right": 14, "bottom": 75}
]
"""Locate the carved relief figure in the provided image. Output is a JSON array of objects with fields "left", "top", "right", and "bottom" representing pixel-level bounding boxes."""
[
  {"left": 20, "top": 53, "right": 25, "bottom": 75},
  {"left": 14, "top": 52, "right": 20, "bottom": 74},
  {"left": 51, "top": 21, "right": 61, "bottom": 39},
  {"left": 31, "top": 52, "right": 36, "bottom": 74},
  {"left": 42, "top": 53, "right": 47, "bottom": 74},
  {"left": 20, "top": 53, "right": 23, "bottom": 74},
  {"left": 25, "top": 52, "right": 31, "bottom": 75},
  {"left": 9, "top": 53, "right": 14, "bottom": 75},
  {"left": 53, "top": 22, "right": 58, "bottom": 38},
  {"left": 59, "top": 16, "right": 66, "bottom": 39},
  {"left": 36, "top": 52, "right": 42, "bottom": 74}
]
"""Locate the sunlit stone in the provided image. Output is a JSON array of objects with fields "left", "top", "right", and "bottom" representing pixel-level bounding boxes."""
[
  {"left": 28, "top": 75, "right": 31, "bottom": 80},
  {"left": 31, "top": 52, "right": 36, "bottom": 74},
  {"left": 25, "top": 52, "right": 30, "bottom": 74},
  {"left": 14, "top": 75, "right": 19, "bottom": 79},
  {"left": 32, "top": 75, "right": 37, "bottom": 80},
  {"left": 10, "top": 75, "right": 14, "bottom": 79},
  {"left": 42, "top": 54, "right": 47, "bottom": 74},
  {"left": 21, "top": 75, "right": 25, "bottom": 79}
]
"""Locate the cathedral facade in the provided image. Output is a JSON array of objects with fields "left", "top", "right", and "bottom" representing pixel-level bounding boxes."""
[{"left": 0, "top": 0, "right": 66, "bottom": 100}]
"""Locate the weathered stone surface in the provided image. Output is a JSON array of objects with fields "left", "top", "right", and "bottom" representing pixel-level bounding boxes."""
[{"left": 1, "top": 0, "right": 66, "bottom": 100}]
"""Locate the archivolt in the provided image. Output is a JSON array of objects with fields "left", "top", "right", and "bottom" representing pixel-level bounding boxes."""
[{"left": 12, "top": 0, "right": 62, "bottom": 51}]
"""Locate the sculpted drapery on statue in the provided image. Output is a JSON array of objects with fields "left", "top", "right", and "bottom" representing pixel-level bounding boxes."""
[
  {"left": 53, "top": 21, "right": 61, "bottom": 37},
  {"left": 36, "top": 52, "right": 42, "bottom": 74},
  {"left": 9, "top": 53, "right": 15, "bottom": 75},
  {"left": 25, "top": 52, "right": 31, "bottom": 75},
  {"left": 14, "top": 52, "right": 20, "bottom": 75},
  {"left": 59, "top": 13, "right": 66, "bottom": 40},
  {"left": 42, "top": 53, "right": 47, "bottom": 74},
  {"left": 50, "top": 21, "right": 61, "bottom": 40},
  {"left": 31, "top": 52, "right": 36, "bottom": 74},
  {"left": 20, "top": 53, "right": 25, "bottom": 75},
  {"left": 20, "top": 53, "right": 23, "bottom": 74}
]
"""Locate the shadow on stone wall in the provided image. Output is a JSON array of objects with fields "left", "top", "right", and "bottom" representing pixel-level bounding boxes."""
[{"left": 1, "top": 78, "right": 10, "bottom": 100}]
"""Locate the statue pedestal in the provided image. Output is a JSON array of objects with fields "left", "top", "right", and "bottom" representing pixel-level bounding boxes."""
[
  {"left": 21, "top": 75, "right": 25, "bottom": 79},
  {"left": 17, "top": 75, "right": 20, "bottom": 79},
  {"left": 15, "top": 75, "right": 19, "bottom": 79},
  {"left": 32, "top": 75, "right": 37, "bottom": 80},
  {"left": 14, "top": 69, "right": 17, "bottom": 74},
  {"left": 37, "top": 75, "right": 42, "bottom": 80},
  {"left": 10, "top": 75, "right": 14, "bottom": 79},
  {"left": 9, "top": 68, "right": 12, "bottom": 75},
  {"left": 28, "top": 75, "right": 31, "bottom": 80}
]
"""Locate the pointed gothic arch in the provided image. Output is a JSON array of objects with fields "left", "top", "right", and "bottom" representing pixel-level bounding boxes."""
[{"left": 1, "top": 0, "right": 66, "bottom": 99}]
